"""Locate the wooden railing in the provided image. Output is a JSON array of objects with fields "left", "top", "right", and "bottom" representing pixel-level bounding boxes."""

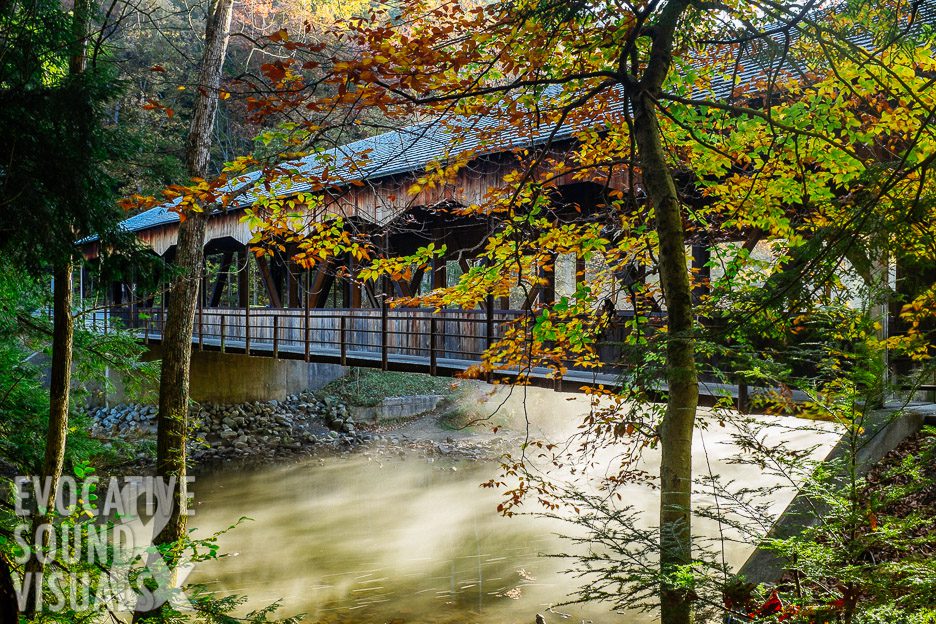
[{"left": 96, "top": 305, "right": 635, "bottom": 377}]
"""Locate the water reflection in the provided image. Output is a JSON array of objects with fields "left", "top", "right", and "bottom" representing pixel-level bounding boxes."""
[{"left": 190, "top": 456, "right": 608, "bottom": 623}]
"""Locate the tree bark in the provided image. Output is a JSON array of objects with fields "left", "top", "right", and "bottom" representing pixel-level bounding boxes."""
[
  {"left": 629, "top": 2, "right": 697, "bottom": 624},
  {"left": 149, "top": 0, "right": 233, "bottom": 570}
]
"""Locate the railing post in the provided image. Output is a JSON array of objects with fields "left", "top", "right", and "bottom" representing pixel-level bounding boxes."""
[
  {"left": 485, "top": 295, "right": 494, "bottom": 349},
  {"left": 430, "top": 317, "right": 438, "bottom": 376},
  {"left": 338, "top": 316, "right": 348, "bottom": 366},
  {"left": 220, "top": 313, "right": 226, "bottom": 353},
  {"left": 273, "top": 314, "right": 280, "bottom": 358},
  {"left": 485, "top": 297, "right": 495, "bottom": 383},
  {"left": 340, "top": 315, "right": 347, "bottom": 366},
  {"left": 198, "top": 296, "right": 204, "bottom": 351},
  {"left": 381, "top": 300, "right": 389, "bottom": 371},
  {"left": 144, "top": 314, "right": 150, "bottom": 344}
]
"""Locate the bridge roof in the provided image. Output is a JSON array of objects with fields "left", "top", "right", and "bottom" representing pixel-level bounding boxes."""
[{"left": 114, "top": 110, "right": 575, "bottom": 237}]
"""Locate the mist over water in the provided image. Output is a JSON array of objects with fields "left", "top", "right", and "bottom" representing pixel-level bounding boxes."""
[
  {"left": 190, "top": 455, "right": 611, "bottom": 623},
  {"left": 189, "top": 387, "right": 842, "bottom": 623}
]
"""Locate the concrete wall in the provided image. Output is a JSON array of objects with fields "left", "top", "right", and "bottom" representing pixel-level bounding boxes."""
[
  {"left": 350, "top": 395, "right": 445, "bottom": 423},
  {"left": 738, "top": 405, "right": 927, "bottom": 584},
  {"left": 184, "top": 351, "right": 347, "bottom": 403},
  {"left": 106, "top": 346, "right": 347, "bottom": 405}
]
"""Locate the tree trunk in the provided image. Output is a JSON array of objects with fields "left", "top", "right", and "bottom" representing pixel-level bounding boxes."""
[
  {"left": 42, "top": 263, "right": 74, "bottom": 512},
  {"left": 23, "top": 263, "right": 74, "bottom": 614},
  {"left": 143, "top": 0, "right": 234, "bottom": 615},
  {"left": 629, "top": 2, "right": 697, "bottom": 624}
]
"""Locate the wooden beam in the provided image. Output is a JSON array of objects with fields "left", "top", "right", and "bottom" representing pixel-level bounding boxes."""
[
  {"left": 362, "top": 282, "right": 379, "bottom": 308},
  {"left": 209, "top": 251, "right": 234, "bottom": 307},
  {"left": 238, "top": 249, "right": 249, "bottom": 308},
  {"left": 307, "top": 260, "right": 335, "bottom": 308},
  {"left": 343, "top": 256, "right": 362, "bottom": 308},
  {"left": 432, "top": 256, "right": 447, "bottom": 290},
  {"left": 316, "top": 272, "right": 336, "bottom": 308},
  {"left": 256, "top": 255, "right": 283, "bottom": 308},
  {"left": 410, "top": 266, "right": 426, "bottom": 296},
  {"left": 271, "top": 254, "right": 287, "bottom": 305}
]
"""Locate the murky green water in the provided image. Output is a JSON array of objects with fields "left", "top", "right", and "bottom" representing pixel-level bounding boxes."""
[{"left": 190, "top": 455, "right": 613, "bottom": 624}]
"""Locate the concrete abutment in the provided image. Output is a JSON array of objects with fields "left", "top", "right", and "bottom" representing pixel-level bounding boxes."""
[{"left": 105, "top": 345, "right": 347, "bottom": 405}]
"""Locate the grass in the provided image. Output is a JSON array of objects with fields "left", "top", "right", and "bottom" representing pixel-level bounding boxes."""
[{"left": 317, "top": 368, "right": 461, "bottom": 407}]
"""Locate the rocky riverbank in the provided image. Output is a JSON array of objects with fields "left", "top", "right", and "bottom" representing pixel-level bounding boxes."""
[
  {"left": 88, "top": 391, "right": 370, "bottom": 462},
  {"left": 87, "top": 391, "right": 519, "bottom": 465}
]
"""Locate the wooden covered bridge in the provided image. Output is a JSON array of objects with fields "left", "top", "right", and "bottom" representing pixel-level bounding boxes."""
[
  {"left": 77, "top": 85, "right": 928, "bottom": 398},
  {"left": 78, "top": 116, "right": 740, "bottom": 394}
]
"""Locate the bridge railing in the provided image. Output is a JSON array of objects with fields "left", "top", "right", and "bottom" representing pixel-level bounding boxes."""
[{"left": 121, "top": 305, "right": 637, "bottom": 375}]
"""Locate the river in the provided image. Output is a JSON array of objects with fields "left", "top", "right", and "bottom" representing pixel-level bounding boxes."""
[{"left": 188, "top": 405, "right": 842, "bottom": 624}]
